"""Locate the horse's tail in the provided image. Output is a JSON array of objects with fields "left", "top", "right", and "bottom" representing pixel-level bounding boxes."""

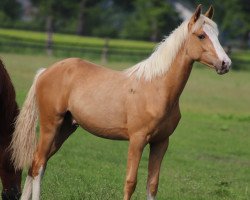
[{"left": 10, "top": 68, "right": 46, "bottom": 170}]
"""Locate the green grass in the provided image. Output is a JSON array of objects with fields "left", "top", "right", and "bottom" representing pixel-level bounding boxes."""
[
  {"left": 1, "top": 52, "right": 250, "bottom": 200},
  {"left": 233, "top": 50, "right": 250, "bottom": 61},
  {"left": 232, "top": 50, "right": 250, "bottom": 70}
]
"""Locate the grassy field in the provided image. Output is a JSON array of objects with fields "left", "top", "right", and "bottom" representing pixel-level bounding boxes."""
[{"left": 0, "top": 53, "right": 250, "bottom": 200}]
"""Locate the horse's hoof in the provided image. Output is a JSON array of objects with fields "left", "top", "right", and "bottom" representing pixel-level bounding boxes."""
[{"left": 2, "top": 188, "right": 21, "bottom": 200}]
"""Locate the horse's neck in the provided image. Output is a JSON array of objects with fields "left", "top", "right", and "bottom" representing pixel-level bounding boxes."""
[{"left": 157, "top": 46, "right": 193, "bottom": 106}]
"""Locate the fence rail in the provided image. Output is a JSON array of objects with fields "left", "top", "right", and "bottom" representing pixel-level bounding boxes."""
[{"left": 0, "top": 36, "right": 152, "bottom": 62}]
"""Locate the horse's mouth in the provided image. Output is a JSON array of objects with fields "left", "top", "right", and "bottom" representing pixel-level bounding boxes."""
[
  {"left": 215, "top": 63, "right": 230, "bottom": 75},
  {"left": 216, "top": 68, "right": 229, "bottom": 75},
  {"left": 200, "top": 61, "right": 216, "bottom": 70},
  {"left": 200, "top": 61, "right": 229, "bottom": 75}
]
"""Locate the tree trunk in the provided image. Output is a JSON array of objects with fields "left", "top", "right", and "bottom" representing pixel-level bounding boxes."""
[
  {"left": 76, "top": 0, "right": 87, "bottom": 35},
  {"left": 46, "top": 15, "right": 53, "bottom": 56},
  {"left": 150, "top": 19, "right": 158, "bottom": 42},
  {"left": 242, "top": 31, "right": 250, "bottom": 49}
]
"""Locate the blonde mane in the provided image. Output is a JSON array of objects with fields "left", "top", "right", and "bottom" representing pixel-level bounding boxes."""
[{"left": 125, "top": 15, "right": 218, "bottom": 81}]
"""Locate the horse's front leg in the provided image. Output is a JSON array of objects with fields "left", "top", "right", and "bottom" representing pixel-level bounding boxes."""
[
  {"left": 0, "top": 150, "right": 22, "bottom": 200},
  {"left": 124, "top": 135, "right": 147, "bottom": 200},
  {"left": 147, "top": 137, "right": 169, "bottom": 200}
]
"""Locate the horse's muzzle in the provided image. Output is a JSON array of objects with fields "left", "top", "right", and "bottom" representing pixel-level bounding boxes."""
[{"left": 216, "top": 59, "right": 231, "bottom": 75}]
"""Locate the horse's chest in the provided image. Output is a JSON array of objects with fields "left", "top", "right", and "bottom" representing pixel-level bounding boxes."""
[{"left": 147, "top": 106, "right": 181, "bottom": 141}]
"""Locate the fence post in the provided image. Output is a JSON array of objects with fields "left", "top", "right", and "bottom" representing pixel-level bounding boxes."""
[
  {"left": 46, "top": 15, "right": 53, "bottom": 56},
  {"left": 101, "top": 38, "right": 109, "bottom": 64}
]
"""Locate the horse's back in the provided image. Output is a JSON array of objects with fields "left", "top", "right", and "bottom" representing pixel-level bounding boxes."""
[
  {"left": 38, "top": 57, "right": 123, "bottom": 82},
  {"left": 36, "top": 57, "right": 118, "bottom": 103}
]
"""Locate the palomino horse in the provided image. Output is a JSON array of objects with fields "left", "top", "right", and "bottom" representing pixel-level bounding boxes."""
[
  {"left": 0, "top": 59, "right": 22, "bottom": 200},
  {"left": 11, "top": 5, "right": 231, "bottom": 200}
]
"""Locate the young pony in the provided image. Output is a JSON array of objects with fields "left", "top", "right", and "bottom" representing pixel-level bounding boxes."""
[
  {"left": 11, "top": 5, "right": 231, "bottom": 200},
  {"left": 0, "top": 59, "right": 22, "bottom": 200}
]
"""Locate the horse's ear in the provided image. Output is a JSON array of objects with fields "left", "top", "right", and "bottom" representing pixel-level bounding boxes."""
[
  {"left": 190, "top": 4, "right": 202, "bottom": 25},
  {"left": 205, "top": 5, "right": 214, "bottom": 19}
]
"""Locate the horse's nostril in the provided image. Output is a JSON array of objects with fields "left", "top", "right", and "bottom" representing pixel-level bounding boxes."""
[{"left": 222, "top": 60, "right": 225, "bottom": 66}]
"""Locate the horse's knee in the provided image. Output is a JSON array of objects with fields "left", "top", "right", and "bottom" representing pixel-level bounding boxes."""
[
  {"left": 125, "top": 179, "right": 137, "bottom": 193},
  {"left": 28, "top": 154, "right": 46, "bottom": 178},
  {"left": 147, "top": 181, "right": 159, "bottom": 197}
]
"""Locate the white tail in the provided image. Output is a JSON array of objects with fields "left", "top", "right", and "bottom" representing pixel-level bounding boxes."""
[{"left": 11, "top": 68, "right": 46, "bottom": 170}]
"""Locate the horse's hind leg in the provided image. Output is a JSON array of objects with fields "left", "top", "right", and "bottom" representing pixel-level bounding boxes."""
[
  {"left": 48, "top": 111, "right": 78, "bottom": 158},
  {"left": 22, "top": 111, "right": 64, "bottom": 200},
  {"left": 22, "top": 111, "right": 77, "bottom": 200}
]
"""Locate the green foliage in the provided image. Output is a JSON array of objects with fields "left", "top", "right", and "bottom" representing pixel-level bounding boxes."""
[
  {"left": 1, "top": 0, "right": 249, "bottom": 43},
  {"left": 0, "top": 0, "right": 21, "bottom": 20},
  {"left": 0, "top": 0, "right": 22, "bottom": 29},
  {"left": 0, "top": 11, "right": 11, "bottom": 26},
  {"left": 86, "top": 2, "right": 125, "bottom": 38},
  {"left": 0, "top": 0, "right": 182, "bottom": 41},
  {"left": 216, "top": 0, "right": 248, "bottom": 39},
  {"left": 121, "top": 0, "right": 181, "bottom": 41},
  {"left": 187, "top": 0, "right": 250, "bottom": 45},
  {"left": 30, "top": 0, "right": 81, "bottom": 33},
  {"left": 31, "top": 0, "right": 78, "bottom": 17}
]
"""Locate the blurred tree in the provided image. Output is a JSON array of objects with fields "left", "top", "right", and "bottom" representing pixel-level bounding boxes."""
[
  {"left": 0, "top": 0, "right": 21, "bottom": 25},
  {"left": 112, "top": 0, "right": 134, "bottom": 12},
  {"left": 31, "top": 0, "right": 78, "bottom": 31},
  {"left": 88, "top": 0, "right": 127, "bottom": 38},
  {"left": 235, "top": 0, "right": 250, "bottom": 46},
  {"left": 216, "top": 0, "right": 248, "bottom": 40},
  {"left": 121, "top": 0, "right": 180, "bottom": 41},
  {"left": 76, "top": 0, "right": 86, "bottom": 35},
  {"left": 1, "top": 0, "right": 249, "bottom": 44},
  {"left": 186, "top": 0, "right": 250, "bottom": 46},
  {"left": 31, "top": 0, "right": 79, "bottom": 54},
  {"left": 75, "top": 0, "right": 99, "bottom": 35}
]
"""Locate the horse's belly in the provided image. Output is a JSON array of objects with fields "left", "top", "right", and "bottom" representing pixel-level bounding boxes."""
[
  {"left": 70, "top": 102, "right": 129, "bottom": 140},
  {"left": 78, "top": 121, "right": 129, "bottom": 140},
  {"left": 68, "top": 83, "right": 129, "bottom": 140}
]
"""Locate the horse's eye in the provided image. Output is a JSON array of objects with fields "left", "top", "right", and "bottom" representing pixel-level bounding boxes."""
[{"left": 198, "top": 34, "right": 205, "bottom": 40}]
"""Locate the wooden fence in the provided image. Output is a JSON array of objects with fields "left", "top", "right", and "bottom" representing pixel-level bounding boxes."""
[{"left": 0, "top": 36, "right": 152, "bottom": 63}]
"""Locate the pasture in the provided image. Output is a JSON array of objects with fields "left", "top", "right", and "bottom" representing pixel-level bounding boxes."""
[{"left": 1, "top": 52, "right": 250, "bottom": 199}]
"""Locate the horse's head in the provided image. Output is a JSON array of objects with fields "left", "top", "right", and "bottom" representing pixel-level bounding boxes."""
[{"left": 186, "top": 5, "right": 231, "bottom": 75}]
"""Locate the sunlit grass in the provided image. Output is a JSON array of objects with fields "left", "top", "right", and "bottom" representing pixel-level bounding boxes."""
[{"left": 0, "top": 28, "right": 155, "bottom": 49}]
